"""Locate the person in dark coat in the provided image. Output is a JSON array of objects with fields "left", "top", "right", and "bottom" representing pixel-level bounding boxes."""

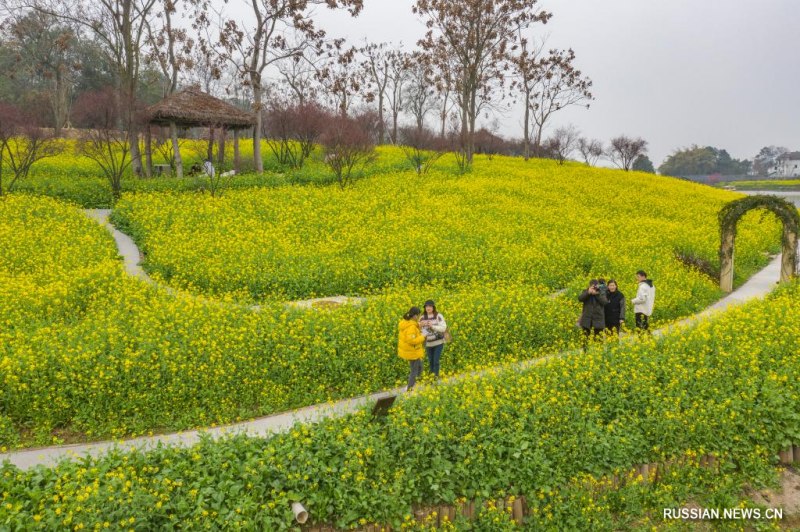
[
  {"left": 603, "top": 279, "right": 625, "bottom": 336},
  {"left": 578, "top": 279, "right": 609, "bottom": 349}
]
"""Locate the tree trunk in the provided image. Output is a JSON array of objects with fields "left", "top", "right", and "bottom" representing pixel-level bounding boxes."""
[
  {"left": 130, "top": 123, "right": 143, "bottom": 176},
  {"left": 234, "top": 129, "right": 241, "bottom": 174},
  {"left": 533, "top": 125, "right": 544, "bottom": 158},
  {"left": 52, "top": 67, "right": 67, "bottom": 137},
  {"left": 439, "top": 92, "right": 448, "bottom": 139},
  {"left": 253, "top": 89, "right": 264, "bottom": 174},
  {"left": 144, "top": 126, "right": 153, "bottom": 177},
  {"left": 170, "top": 121, "right": 183, "bottom": 179},
  {"left": 523, "top": 96, "right": 531, "bottom": 161},
  {"left": 218, "top": 127, "right": 226, "bottom": 166},
  {"left": 377, "top": 94, "right": 385, "bottom": 145}
]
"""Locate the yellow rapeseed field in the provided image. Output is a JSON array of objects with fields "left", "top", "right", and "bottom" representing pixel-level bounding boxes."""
[{"left": 0, "top": 152, "right": 784, "bottom": 448}]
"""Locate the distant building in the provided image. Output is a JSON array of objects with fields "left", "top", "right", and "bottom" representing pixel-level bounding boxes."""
[{"left": 771, "top": 152, "right": 800, "bottom": 177}]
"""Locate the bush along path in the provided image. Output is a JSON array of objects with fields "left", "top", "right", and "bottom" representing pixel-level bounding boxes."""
[
  {"left": 1, "top": 279, "right": 798, "bottom": 530},
  {"left": 0, "top": 253, "right": 785, "bottom": 471}
]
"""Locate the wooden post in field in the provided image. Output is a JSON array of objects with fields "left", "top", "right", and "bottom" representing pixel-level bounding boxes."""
[
  {"left": 781, "top": 227, "right": 798, "bottom": 282},
  {"left": 170, "top": 121, "right": 183, "bottom": 178},
  {"left": 720, "top": 229, "right": 735, "bottom": 293},
  {"left": 218, "top": 127, "right": 226, "bottom": 166}
]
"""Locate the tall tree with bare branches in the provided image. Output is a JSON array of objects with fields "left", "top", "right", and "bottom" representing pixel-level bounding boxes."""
[
  {"left": 404, "top": 54, "right": 436, "bottom": 133},
  {"left": 527, "top": 47, "right": 593, "bottom": 156},
  {"left": 508, "top": 33, "right": 544, "bottom": 160},
  {"left": 144, "top": 0, "right": 194, "bottom": 98},
  {"left": 316, "top": 44, "right": 365, "bottom": 117},
  {"left": 207, "top": 0, "right": 363, "bottom": 174},
  {"left": 4, "top": 0, "right": 162, "bottom": 175},
  {"left": 275, "top": 51, "right": 320, "bottom": 106},
  {"left": 2, "top": 11, "right": 82, "bottom": 135},
  {"left": 360, "top": 41, "right": 391, "bottom": 144},
  {"left": 413, "top": 0, "right": 550, "bottom": 164},
  {"left": 608, "top": 135, "right": 648, "bottom": 171}
]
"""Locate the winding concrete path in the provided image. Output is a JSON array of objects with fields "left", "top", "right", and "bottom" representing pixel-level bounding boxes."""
[
  {"left": 85, "top": 209, "right": 153, "bottom": 284},
  {"left": 0, "top": 254, "right": 784, "bottom": 470}
]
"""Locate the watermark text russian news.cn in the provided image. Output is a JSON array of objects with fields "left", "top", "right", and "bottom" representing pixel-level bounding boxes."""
[{"left": 664, "top": 507, "right": 783, "bottom": 520}]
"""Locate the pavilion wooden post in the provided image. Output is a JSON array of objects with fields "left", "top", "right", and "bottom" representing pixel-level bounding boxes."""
[
  {"left": 218, "top": 127, "right": 226, "bottom": 166},
  {"left": 781, "top": 226, "right": 798, "bottom": 282},
  {"left": 144, "top": 126, "right": 153, "bottom": 178},
  {"left": 170, "top": 121, "right": 183, "bottom": 179},
  {"left": 207, "top": 126, "right": 215, "bottom": 161},
  {"left": 233, "top": 129, "right": 241, "bottom": 174},
  {"left": 720, "top": 229, "right": 735, "bottom": 293}
]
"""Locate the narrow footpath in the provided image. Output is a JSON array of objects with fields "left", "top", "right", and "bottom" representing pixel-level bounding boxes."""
[{"left": 0, "top": 253, "right": 783, "bottom": 470}]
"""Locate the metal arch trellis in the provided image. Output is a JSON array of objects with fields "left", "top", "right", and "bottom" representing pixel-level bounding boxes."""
[{"left": 718, "top": 195, "right": 800, "bottom": 292}]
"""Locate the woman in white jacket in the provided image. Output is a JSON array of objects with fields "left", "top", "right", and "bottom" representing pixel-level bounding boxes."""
[
  {"left": 631, "top": 270, "right": 655, "bottom": 332},
  {"left": 420, "top": 299, "right": 447, "bottom": 378}
]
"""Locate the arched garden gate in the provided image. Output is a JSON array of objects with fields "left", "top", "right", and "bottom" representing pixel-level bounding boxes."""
[{"left": 719, "top": 195, "right": 800, "bottom": 292}]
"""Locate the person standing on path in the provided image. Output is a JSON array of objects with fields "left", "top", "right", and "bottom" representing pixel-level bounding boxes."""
[
  {"left": 631, "top": 270, "right": 656, "bottom": 332},
  {"left": 419, "top": 300, "right": 447, "bottom": 378},
  {"left": 578, "top": 279, "right": 609, "bottom": 349},
  {"left": 398, "top": 306, "right": 426, "bottom": 391},
  {"left": 603, "top": 279, "right": 626, "bottom": 336}
]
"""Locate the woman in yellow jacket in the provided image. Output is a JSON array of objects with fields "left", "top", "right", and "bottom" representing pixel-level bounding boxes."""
[{"left": 398, "top": 306, "right": 426, "bottom": 391}]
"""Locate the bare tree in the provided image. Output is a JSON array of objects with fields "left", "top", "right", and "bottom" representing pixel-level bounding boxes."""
[
  {"left": 0, "top": 102, "right": 63, "bottom": 195},
  {"left": 404, "top": 54, "right": 436, "bottom": 133},
  {"left": 446, "top": 112, "right": 469, "bottom": 174},
  {"left": 508, "top": 33, "right": 544, "bottom": 160},
  {"left": 384, "top": 48, "right": 408, "bottom": 144},
  {"left": 9, "top": 0, "right": 163, "bottom": 176},
  {"left": 398, "top": 125, "right": 445, "bottom": 174},
  {"left": 2, "top": 11, "right": 82, "bottom": 135},
  {"left": 543, "top": 125, "right": 579, "bottom": 165},
  {"left": 414, "top": 0, "right": 550, "bottom": 164},
  {"left": 206, "top": 0, "right": 363, "bottom": 174},
  {"left": 320, "top": 114, "right": 376, "bottom": 189},
  {"left": 431, "top": 55, "right": 457, "bottom": 139},
  {"left": 527, "top": 47, "right": 593, "bottom": 156},
  {"left": 316, "top": 44, "right": 366, "bottom": 117},
  {"left": 143, "top": 0, "right": 194, "bottom": 98},
  {"left": 275, "top": 52, "right": 320, "bottom": 106},
  {"left": 577, "top": 137, "right": 603, "bottom": 166},
  {"left": 607, "top": 135, "right": 648, "bottom": 171},
  {"left": 74, "top": 88, "right": 131, "bottom": 199},
  {"left": 360, "top": 41, "right": 391, "bottom": 144}
]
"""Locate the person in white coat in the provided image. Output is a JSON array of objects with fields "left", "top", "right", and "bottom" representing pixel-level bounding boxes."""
[
  {"left": 631, "top": 270, "right": 655, "bottom": 332},
  {"left": 419, "top": 299, "right": 447, "bottom": 378}
]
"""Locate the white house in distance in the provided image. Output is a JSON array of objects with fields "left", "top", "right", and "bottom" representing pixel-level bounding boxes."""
[{"left": 771, "top": 152, "right": 800, "bottom": 177}]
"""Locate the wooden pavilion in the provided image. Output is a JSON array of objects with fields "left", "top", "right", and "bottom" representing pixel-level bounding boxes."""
[{"left": 143, "top": 87, "right": 256, "bottom": 178}]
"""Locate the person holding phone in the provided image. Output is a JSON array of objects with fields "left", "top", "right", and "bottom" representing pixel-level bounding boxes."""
[
  {"left": 578, "top": 279, "right": 609, "bottom": 349},
  {"left": 419, "top": 299, "right": 447, "bottom": 378}
]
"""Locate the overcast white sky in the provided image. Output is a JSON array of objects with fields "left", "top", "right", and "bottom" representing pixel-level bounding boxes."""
[{"left": 231, "top": 0, "right": 800, "bottom": 167}]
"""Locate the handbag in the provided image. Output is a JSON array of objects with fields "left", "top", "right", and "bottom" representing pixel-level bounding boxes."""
[{"left": 443, "top": 328, "right": 453, "bottom": 344}]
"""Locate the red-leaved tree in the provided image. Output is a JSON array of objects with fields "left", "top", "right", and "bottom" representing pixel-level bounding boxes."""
[{"left": 320, "top": 114, "right": 376, "bottom": 189}]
